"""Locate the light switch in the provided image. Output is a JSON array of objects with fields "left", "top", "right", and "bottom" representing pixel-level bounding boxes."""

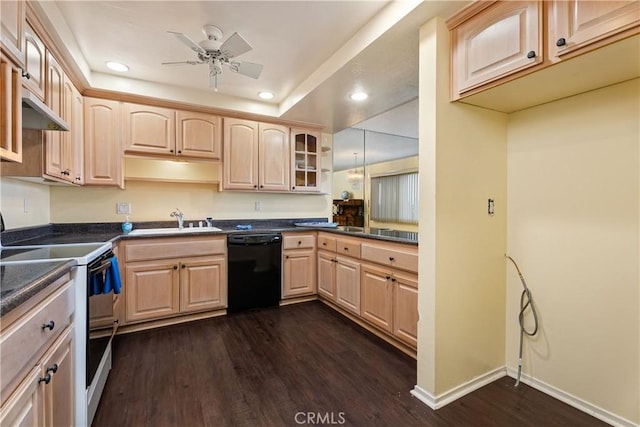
[{"left": 116, "top": 202, "right": 131, "bottom": 215}]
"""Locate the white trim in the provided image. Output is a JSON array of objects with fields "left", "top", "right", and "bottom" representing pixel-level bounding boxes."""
[
  {"left": 506, "top": 367, "right": 638, "bottom": 427},
  {"left": 411, "top": 367, "right": 507, "bottom": 409}
]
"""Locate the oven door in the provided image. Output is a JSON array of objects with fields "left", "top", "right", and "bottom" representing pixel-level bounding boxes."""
[{"left": 86, "top": 250, "right": 115, "bottom": 388}]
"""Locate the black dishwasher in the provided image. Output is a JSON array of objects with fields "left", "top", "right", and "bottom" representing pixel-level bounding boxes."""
[{"left": 227, "top": 233, "right": 282, "bottom": 313}]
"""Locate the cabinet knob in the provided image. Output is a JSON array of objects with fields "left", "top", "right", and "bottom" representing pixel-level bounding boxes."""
[
  {"left": 322, "top": 242, "right": 327, "bottom": 246},
  {"left": 344, "top": 247, "right": 348, "bottom": 251},
  {"left": 385, "top": 275, "right": 391, "bottom": 280},
  {"left": 177, "top": 150, "right": 182, "bottom": 154},
  {"left": 291, "top": 186, "right": 295, "bottom": 190},
  {"left": 389, "top": 257, "right": 395, "bottom": 262},
  {"left": 39, "top": 373, "right": 51, "bottom": 384},
  {"left": 181, "top": 264, "right": 186, "bottom": 269},
  {"left": 46, "top": 364, "right": 58, "bottom": 375},
  {"left": 173, "top": 265, "right": 178, "bottom": 270},
  {"left": 391, "top": 277, "right": 397, "bottom": 282},
  {"left": 556, "top": 37, "right": 567, "bottom": 47},
  {"left": 254, "top": 185, "right": 258, "bottom": 189},
  {"left": 285, "top": 255, "right": 290, "bottom": 259},
  {"left": 170, "top": 149, "right": 174, "bottom": 153},
  {"left": 297, "top": 241, "right": 302, "bottom": 245},
  {"left": 526, "top": 50, "right": 536, "bottom": 59},
  {"left": 22, "top": 70, "right": 31, "bottom": 80},
  {"left": 260, "top": 185, "right": 264, "bottom": 189},
  {"left": 42, "top": 320, "right": 55, "bottom": 331}
]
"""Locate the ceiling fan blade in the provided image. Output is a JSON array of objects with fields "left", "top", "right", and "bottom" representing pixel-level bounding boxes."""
[
  {"left": 167, "top": 31, "right": 206, "bottom": 55},
  {"left": 220, "top": 32, "right": 252, "bottom": 58},
  {"left": 161, "top": 60, "right": 204, "bottom": 66},
  {"left": 229, "top": 61, "right": 263, "bottom": 79}
]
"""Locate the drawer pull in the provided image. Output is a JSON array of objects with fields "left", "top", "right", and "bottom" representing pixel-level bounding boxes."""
[
  {"left": 389, "top": 257, "right": 395, "bottom": 262},
  {"left": 39, "top": 373, "right": 51, "bottom": 384},
  {"left": 344, "top": 247, "right": 348, "bottom": 251},
  {"left": 298, "top": 241, "right": 302, "bottom": 245},
  {"left": 42, "top": 320, "right": 55, "bottom": 331},
  {"left": 286, "top": 255, "right": 290, "bottom": 259},
  {"left": 322, "top": 242, "right": 327, "bottom": 246},
  {"left": 46, "top": 364, "right": 58, "bottom": 375}
]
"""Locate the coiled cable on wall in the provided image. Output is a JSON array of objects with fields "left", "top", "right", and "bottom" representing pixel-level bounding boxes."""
[{"left": 506, "top": 255, "right": 539, "bottom": 387}]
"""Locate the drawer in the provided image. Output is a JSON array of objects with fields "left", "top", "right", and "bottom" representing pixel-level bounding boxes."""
[
  {"left": 361, "top": 242, "right": 418, "bottom": 273},
  {"left": 317, "top": 234, "right": 337, "bottom": 252},
  {"left": 283, "top": 233, "right": 316, "bottom": 250},
  {"left": 0, "top": 278, "right": 74, "bottom": 396},
  {"left": 336, "top": 238, "right": 361, "bottom": 258},
  {"left": 125, "top": 236, "right": 226, "bottom": 262}
]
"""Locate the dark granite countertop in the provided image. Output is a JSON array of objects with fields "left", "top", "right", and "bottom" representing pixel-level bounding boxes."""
[{"left": 0, "top": 260, "right": 77, "bottom": 316}]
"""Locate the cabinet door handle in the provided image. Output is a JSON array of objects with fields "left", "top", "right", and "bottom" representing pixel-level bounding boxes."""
[
  {"left": 385, "top": 275, "right": 391, "bottom": 280},
  {"left": 173, "top": 265, "right": 178, "bottom": 270},
  {"left": 170, "top": 149, "right": 174, "bottom": 153},
  {"left": 391, "top": 277, "right": 397, "bottom": 282},
  {"left": 291, "top": 186, "right": 295, "bottom": 190},
  {"left": 181, "top": 264, "right": 186, "bottom": 269},
  {"left": 322, "top": 242, "right": 327, "bottom": 246},
  {"left": 254, "top": 185, "right": 258, "bottom": 189},
  {"left": 46, "top": 364, "right": 58, "bottom": 375},
  {"left": 260, "top": 185, "right": 264, "bottom": 189},
  {"left": 344, "top": 247, "right": 348, "bottom": 251},
  {"left": 22, "top": 70, "right": 31, "bottom": 79},
  {"left": 177, "top": 150, "right": 182, "bottom": 154},
  {"left": 526, "top": 50, "right": 536, "bottom": 59},
  {"left": 556, "top": 37, "right": 567, "bottom": 47},
  {"left": 297, "top": 241, "right": 302, "bottom": 245},
  {"left": 42, "top": 320, "right": 55, "bottom": 331},
  {"left": 39, "top": 373, "right": 51, "bottom": 384},
  {"left": 285, "top": 255, "right": 290, "bottom": 259}
]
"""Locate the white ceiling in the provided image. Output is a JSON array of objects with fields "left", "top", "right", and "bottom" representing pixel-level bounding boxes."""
[{"left": 36, "top": 1, "right": 466, "bottom": 165}]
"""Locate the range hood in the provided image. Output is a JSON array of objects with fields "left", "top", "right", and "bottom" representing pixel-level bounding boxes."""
[{"left": 22, "top": 90, "right": 69, "bottom": 131}]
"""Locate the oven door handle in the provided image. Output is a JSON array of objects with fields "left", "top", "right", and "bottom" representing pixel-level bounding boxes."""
[{"left": 89, "top": 259, "right": 112, "bottom": 275}]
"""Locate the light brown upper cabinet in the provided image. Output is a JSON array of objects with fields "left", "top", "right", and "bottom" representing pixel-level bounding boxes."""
[
  {"left": 449, "top": 0, "right": 640, "bottom": 100},
  {"left": 290, "top": 128, "right": 321, "bottom": 192},
  {"left": 0, "top": 0, "right": 25, "bottom": 67},
  {"left": 84, "top": 97, "right": 123, "bottom": 188},
  {"left": 176, "top": 110, "right": 222, "bottom": 160},
  {"left": 44, "top": 52, "right": 67, "bottom": 180},
  {"left": 223, "top": 118, "right": 290, "bottom": 192},
  {"left": 22, "top": 20, "right": 46, "bottom": 100},
  {"left": 547, "top": 0, "right": 640, "bottom": 61},
  {"left": 122, "top": 103, "right": 175, "bottom": 156},
  {"left": 450, "top": 1, "right": 542, "bottom": 97},
  {"left": 123, "top": 103, "right": 222, "bottom": 160},
  {"left": 0, "top": 54, "right": 22, "bottom": 163}
]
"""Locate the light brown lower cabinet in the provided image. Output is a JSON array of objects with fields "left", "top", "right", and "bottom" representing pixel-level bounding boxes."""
[
  {"left": 335, "top": 255, "right": 361, "bottom": 315},
  {"left": 360, "top": 263, "right": 418, "bottom": 348},
  {"left": 282, "top": 232, "right": 317, "bottom": 298},
  {"left": 1, "top": 326, "right": 75, "bottom": 427},
  {"left": 317, "top": 250, "right": 336, "bottom": 300},
  {"left": 122, "top": 236, "right": 227, "bottom": 325}
]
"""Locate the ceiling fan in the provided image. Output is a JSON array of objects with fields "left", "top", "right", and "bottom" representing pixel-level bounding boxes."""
[{"left": 162, "top": 25, "right": 263, "bottom": 90}]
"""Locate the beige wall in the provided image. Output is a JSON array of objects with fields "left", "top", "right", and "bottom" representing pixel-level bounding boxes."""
[
  {"left": 418, "top": 17, "right": 508, "bottom": 395},
  {"left": 50, "top": 181, "right": 332, "bottom": 223},
  {"left": 506, "top": 79, "right": 640, "bottom": 424},
  {"left": 332, "top": 169, "right": 364, "bottom": 200},
  {"left": 0, "top": 178, "right": 51, "bottom": 229}
]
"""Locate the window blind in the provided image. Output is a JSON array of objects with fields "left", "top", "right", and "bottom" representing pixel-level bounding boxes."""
[{"left": 370, "top": 172, "right": 418, "bottom": 224}]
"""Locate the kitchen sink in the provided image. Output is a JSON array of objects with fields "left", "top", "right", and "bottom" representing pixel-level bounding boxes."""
[{"left": 127, "top": 227, "right": 222, "bottom": 236}]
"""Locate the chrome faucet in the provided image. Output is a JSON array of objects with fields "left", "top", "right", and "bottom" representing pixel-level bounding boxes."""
[{"left": 170, "top": 208, "right": 185, "bottom": 229}]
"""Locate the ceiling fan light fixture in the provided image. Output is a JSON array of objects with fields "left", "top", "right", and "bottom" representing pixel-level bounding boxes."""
[
  {"left": 258, "top": 91, "right": 275, "bottom": 100},
  {"left": 106, "top": 61, "right": 129, "bottom": 72},
  {"left": 350, "top": 91, "right": 368, "bottom": 101}
]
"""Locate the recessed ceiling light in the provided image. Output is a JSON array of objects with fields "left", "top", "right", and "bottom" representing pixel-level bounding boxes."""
[
  {"left": 258, "top": 91, "right": 275, "bottom": 100},
  {"left": 106, "top": 61, "right": 129, "bottom": 72},
  {"left": 350, "top": 91, "right": 368, "bottom": 101}
]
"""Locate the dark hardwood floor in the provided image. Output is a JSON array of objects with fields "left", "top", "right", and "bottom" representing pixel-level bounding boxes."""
[{"left": 93, "top": 301, "right": 607, "bottom": 427}]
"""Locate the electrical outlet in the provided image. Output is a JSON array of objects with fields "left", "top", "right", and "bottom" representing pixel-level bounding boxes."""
[
  {"left": 116, "top": 202, "right": 131, "bottom": 215},
  {"left": 255, "top": 201, "right": 262, "bottom": 211},
  {"left": 23, "top": 197, "right": 29, "bottom": 213}
]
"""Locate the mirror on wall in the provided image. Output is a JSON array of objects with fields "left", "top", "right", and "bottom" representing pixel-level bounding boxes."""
[{"left": 332, "top": 100, "right": 418, "bottom": 231}]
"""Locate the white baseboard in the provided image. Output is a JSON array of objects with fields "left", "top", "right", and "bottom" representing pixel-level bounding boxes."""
[
  {"left": 411, "top": 367, "right": 507, "bottom": 410},
  {"left": 506, "top": 367, "right": 638, "bottom": 427}
]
